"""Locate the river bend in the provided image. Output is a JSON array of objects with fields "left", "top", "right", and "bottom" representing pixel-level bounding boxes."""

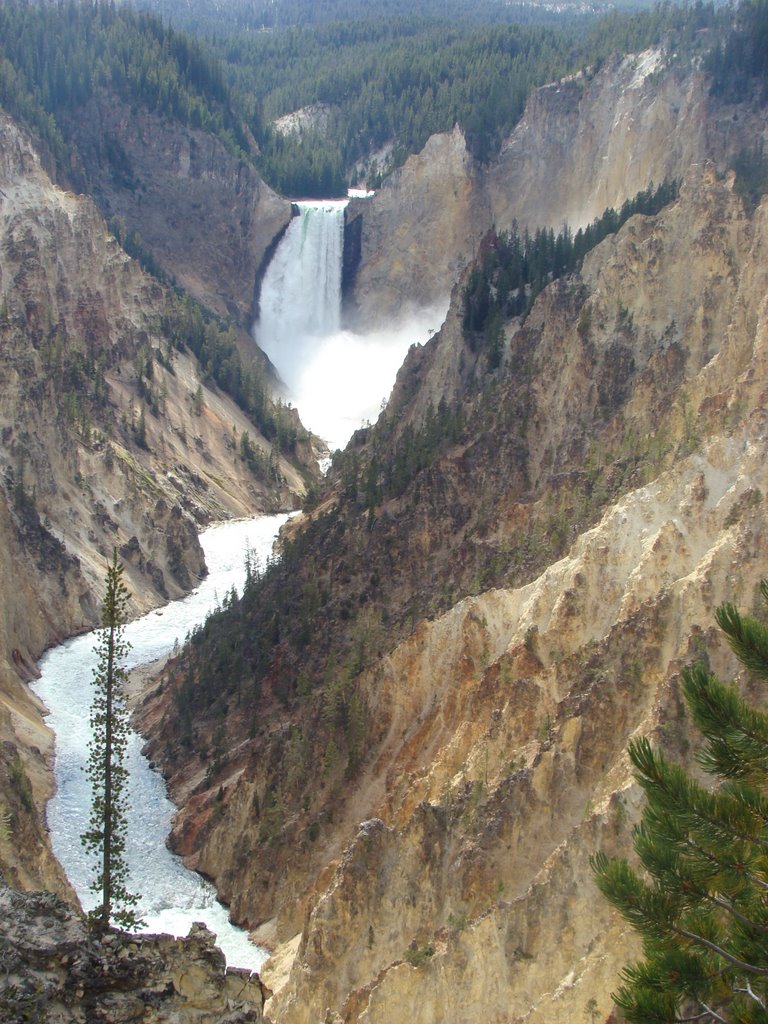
[{"left": 32, "top": 514, "right": 288, "bottom": 970}]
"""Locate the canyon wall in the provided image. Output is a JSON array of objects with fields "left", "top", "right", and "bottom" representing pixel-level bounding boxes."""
[
  {"left": 0, "top": 108, "right": 304, "bottom": 894},
  {"left": 139, "top": 160, "right": 768, "bottom": 1024},
  {"left": 63, "top": 95, "right": 292, "bottom": 325},
  {"left": 344, "top": 125, "right": 488, "bottom": 327},
  {"left": 347, "top": 50, "right": 758, "bottom": 328},
  {"left": 292, "top": 166, "right": 768, "bottom": 1023},
  {"left": 484, "top": 51, "right": 708, "bottom": 233}
]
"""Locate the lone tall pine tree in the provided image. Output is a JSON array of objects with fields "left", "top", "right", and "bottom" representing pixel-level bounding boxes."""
[
  {"left": 81, "top": 551, "right": 141, "bottom": 930},
  {"left": 592, "top": 581, "right": 768, "bottom": 1024}
]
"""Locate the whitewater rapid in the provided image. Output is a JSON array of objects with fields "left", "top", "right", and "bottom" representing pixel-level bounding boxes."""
[{"left": 33, "top": 514, "right": 289, "bottom": 970}]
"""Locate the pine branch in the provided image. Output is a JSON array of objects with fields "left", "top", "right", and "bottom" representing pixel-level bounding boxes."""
[
  {"left": 630, "top": 738, "right": 768, "bottom": 851},
  {"left": 733, "top": 979, "right": 767, "bottom": 1009},
  {"left": 715, "top": 601, "right": 768, "bottom": 680},
  {"left": 677, "top": 830, "right": 768, "bottom": 894},
  {"left": 671, "top": 1013, "right": 726, "bottom": 1022},
  {"left": 676, "top": 926, "right": 768, "bottom": 975},
  {"left": 708, "top": 893, "right": 768, "bottom": 936},
  {"left": 593, "top": 584, "right": 768, "bottom": 1024},
  {"left": 697, "top": 1001, "right": 727, "bottom": 1024},
  {"left": 641, "top": 831, "right": 768, "bottom": 934},
  {"left": 683, "top": 664, "right": 768, "bottom": 783}
]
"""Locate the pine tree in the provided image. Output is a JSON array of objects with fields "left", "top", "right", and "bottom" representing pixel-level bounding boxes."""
[
  {"left": 81, "top": 551, "right": 142, "bottom": 931},
  {"left": 592, "top": 581, "right": 768, "bottom": 1024}
]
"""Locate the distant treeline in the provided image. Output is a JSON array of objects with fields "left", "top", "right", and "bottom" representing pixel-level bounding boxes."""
[
  {"left": 135, "top": 0, "right": 600, "bottom": 34},
  {"left": 219, "top": 4, "right": 724, "bottom": 193},
  {"left": 0, "top": 0, "right": 765, "bottom": 200}
]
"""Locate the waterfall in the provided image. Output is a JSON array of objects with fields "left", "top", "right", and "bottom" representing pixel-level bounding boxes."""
[
  {"left": 254, "top": 195, "right": 446, "bottom": 452},
  {"left": 257, "top": 199, "right": 348, "bottom": 380}
]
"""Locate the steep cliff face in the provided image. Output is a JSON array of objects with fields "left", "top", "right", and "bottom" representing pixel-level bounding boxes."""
[
  {"left": 484, "top": 51, "right": 708, "bottom": 233},
  {"left": 0, "top": 108, "right": 304, "bottom": 895},
  {"left": 345, "top": 126, "right": 488, "bottom": 328},
  {"left": 139, "top": 161, "right": 768, "bottom": 1023},
  {"left": 62, "top": 95, "right": 292, "bottom": 324},
  {"left": 348, "top": 50, "right": 758, "bottom": 327}
]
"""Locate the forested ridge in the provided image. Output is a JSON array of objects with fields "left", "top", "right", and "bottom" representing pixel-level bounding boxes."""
[
  {"left": 210, "top": 3, "right": 726, "bottom": 193},
  {"left": 0, "top": 0, "right": 321, "bottom": 464},
  {"left": 1, "top": 0, "right": 762, "bottom": 198},
  {"left": 0, "top": 0, "right": 252, "bottom": 179}
]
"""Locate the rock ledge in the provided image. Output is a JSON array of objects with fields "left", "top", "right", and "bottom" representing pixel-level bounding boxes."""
[{"left": 0, "top": 882, "right": 264, "bottom": 1023}]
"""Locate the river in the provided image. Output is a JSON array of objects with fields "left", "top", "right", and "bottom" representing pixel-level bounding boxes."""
[{"left": 32, "top": 514, "right": 290, "bottom": 971}]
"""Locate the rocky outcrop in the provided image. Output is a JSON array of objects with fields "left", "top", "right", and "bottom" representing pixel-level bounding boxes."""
[
  {"left": 484, "top": 50, "right": 708, "bottom": 235},
  {"left": 62, "top": 94, "right": 292, "bottom": 324},
  {"left": 0, "top": 882, "right": 264, "bottom": 1022},
  {"left": 273, "top": 103, "right": 335, "bottom": 137},
  {"left": 348, "top": 49, "right": 762, "bottom": 327},
  {"left": 345, "top": 125, "right": 487, "bottom": 328}
]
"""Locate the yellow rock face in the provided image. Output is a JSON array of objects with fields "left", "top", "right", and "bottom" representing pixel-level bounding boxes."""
[
  {"left": 259, "top": 170, "right": 768, "bottom": 1023},
  {"left": 348, "top": 51, "right": 758, "bottom": 328}
]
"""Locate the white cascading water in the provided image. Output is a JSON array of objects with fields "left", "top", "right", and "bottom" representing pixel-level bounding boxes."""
[
  {"left": 256, "top": 198, "right": 447, "bottom": 452},
  {"left": 258, "top": 200, "right": 347, "bottom": 375},
  {"left": 32, "top": 514, "right": 290, "bottom": 971}
]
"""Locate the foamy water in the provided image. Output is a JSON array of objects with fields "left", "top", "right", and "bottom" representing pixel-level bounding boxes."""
[
  {"left": 33, "top": 514, "right": 290, "bottom": 969},
  {"left": 288, "top": 315, "right": 443, "bottom": 451}
]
